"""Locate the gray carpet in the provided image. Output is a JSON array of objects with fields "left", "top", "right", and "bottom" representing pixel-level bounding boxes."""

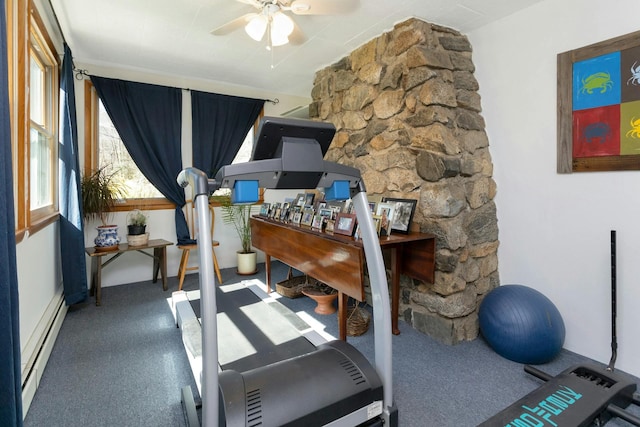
[{"left": 24, "top": 261, "right": 640, "bottom": 426}]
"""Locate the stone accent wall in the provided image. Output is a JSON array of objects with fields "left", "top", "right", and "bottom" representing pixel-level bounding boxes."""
[{"left": 310, "top": 18, "right": 500, "bottom": 344}]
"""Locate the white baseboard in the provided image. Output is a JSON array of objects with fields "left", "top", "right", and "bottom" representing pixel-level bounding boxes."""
[{"left": 21, "top": 290, "right": 67, "bottom": 418}]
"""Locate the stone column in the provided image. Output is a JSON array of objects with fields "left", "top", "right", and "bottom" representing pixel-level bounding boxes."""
[{"left": 311, "top": 18, "right": 500, "bottom": 344}]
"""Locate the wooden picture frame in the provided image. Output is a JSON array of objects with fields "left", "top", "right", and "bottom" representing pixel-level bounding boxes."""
[
  {"left": 334, "top": 213, "right": 357, "bottom": 236},
  {"left": 382, "top": 197, "right": 417, "bottom": 234},
  {"left": 557, "top": 29, "right": 640, "bottom": 173},
  {"left": 375, "top": 202, "right": 396, "bottom": 237}
]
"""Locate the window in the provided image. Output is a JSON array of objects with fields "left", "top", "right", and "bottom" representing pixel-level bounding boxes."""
[
  {"left": 97, "top": 100, "right": 164, "bottom": 199},
  {"left": 29, "top": 42, "right": 56, "bottom": 213},
  {"left": 8, "top": 1, "right": 60, "bottom": 238},
  {"left": 28, "top": 13, "right": 58, "bottom": 223},
  {"left": 209, "top": 125, "right": 258, "bottom": 198},
  {"left": 85, "top": 82, "right": 262, "bottom": 210},
  {"left": 84, "top": 82, "right": 172, "bottom": 211}
]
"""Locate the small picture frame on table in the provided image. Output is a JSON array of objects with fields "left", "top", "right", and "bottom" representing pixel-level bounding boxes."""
[
  {"left": 259, "top": 203, "right": 270, "bottom": 217},
  {"left": 292, "top": 211, "right": 302, "bottom": 225},
  {"left": 372, "top": 215, "right": 382, "bottom": 236},
  {"left": 270, "top": 202, "right": 281, "bottom": 219},
  {"left": 280, "top": 202, "right": 290, "bottom": 221},
  {"left": 319, "top": 208, "right": 333, "bottom": 219},
  {"left": 300, "top": 209, "right": 314, "bottom": 227},
  {"left": 382, "top": 198, "right": 417, "bottom": 234},
  {"left": 376, "top": 202, "right": 396, "bottom": 237},
  {"left": 304, "top": 192, "right": 315, "bottom": 206},
  {"left": 311, "top": 215, "right": 324, "bottom": 230},
  {"left": 325, "top": 219, "right": 335, "bottom": 233},
  {"left": 334, "top": 213, "right": 357, "bottom": 236}
]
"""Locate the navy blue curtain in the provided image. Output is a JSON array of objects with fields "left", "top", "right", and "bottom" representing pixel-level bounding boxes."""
[
  {"left": 191, "top": 91, "right": 264, "bottom": 177},
  {"left": 0, "top": 1, "right": 23, "bottom": 425},
  {"left": 89, "top": 76, "right": 190, "bottom": 243},
  {"left": 59, "top": 44, "right": 87, "bottom": 306}
]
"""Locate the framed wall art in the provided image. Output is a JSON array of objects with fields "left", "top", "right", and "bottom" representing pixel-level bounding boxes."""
[{"left": 558, "top": 29, "right": 640, "bottom": 173}]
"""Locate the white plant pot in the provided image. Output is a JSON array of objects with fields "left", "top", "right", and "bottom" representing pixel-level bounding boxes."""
[{"left": 237, "top": 251, "right": 257, "bottom": 275}]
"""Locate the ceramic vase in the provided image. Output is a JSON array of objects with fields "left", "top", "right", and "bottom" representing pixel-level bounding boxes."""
[{"left": 95, "top": 225, "right": 120, "bottom": 249}]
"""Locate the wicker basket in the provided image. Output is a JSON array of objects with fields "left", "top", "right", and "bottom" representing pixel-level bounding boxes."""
[
  {"left": 127, "top": 232, "right": 149, "bottom": 246},
  {"left": 346, "top": 305, "right": 371, "bottom": 336},
  {"left": 276, "top": 275, "right": 308, "bottom": 298}
]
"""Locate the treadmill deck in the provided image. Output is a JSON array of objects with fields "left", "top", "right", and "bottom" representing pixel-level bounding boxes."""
[{"left": 171, "top": 280, "right": 327, "bottom": 393}]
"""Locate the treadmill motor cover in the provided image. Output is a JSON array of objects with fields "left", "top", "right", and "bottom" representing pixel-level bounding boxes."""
[{"left": 218, "top": 340, "right": 384, "bottom": 427}]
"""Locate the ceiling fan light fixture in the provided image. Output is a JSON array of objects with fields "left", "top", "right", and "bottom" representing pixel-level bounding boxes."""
[
  {"left": 245, "top": 15, "right": 267, "bottom": 41},
  {"left": 270, "top": 31, "right": 289, "bottom": 47},
  {"left": 271, "top": 11, "right": 294, "bottom": 37}
]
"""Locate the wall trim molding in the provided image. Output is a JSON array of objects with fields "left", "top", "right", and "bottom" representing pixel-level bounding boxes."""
[{"left": 20, "top": 289, "right": 67, "bottom": 417}]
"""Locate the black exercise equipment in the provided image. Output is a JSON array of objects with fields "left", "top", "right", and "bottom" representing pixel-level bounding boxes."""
[
  {"left": 480, "top": 230, "right": 640, "bottom": 426},
  {"left": 176, "top": 116, "right": 398, "bottom": 427}
]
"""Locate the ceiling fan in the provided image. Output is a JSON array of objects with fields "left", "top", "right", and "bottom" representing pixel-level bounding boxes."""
[{"left": 211, "top": 0, "right": 359, "bottom": 49}]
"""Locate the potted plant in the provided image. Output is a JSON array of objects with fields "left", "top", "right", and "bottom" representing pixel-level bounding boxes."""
[
  {"left": 211, "top": 194, "right": 258, "bottom": 274},
  {"left": 127, "top": 209, "right": 147, "bottom": 235},
  {"left": 81, "top": 167, "right": 122, "bottom": 250},
  {"left": 126, "top": 209, "right": 149, "bottom": 246}
]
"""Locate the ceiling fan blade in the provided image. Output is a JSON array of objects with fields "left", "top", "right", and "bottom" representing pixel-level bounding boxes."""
[
  {"left": 210, "top": 13, "right": 258, "bottom": 35},
  {"left": 288, "top": 0, "right": 359, "bottom": 15},
  {"left": 235, "top": 0, "right": 262, "bottom": 8},
  {"left": 288, "top": 21, "right": 306, "bottom": 45}
]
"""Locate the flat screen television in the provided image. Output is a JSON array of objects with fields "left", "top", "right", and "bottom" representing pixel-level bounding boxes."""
[{"left": 250, "top": 116, "right": 336, "bottom": 161}]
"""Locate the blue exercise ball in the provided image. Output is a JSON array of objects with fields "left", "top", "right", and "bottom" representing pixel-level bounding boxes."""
[{"left": 479, "top": 284, "right": 565, "bottom": 364}]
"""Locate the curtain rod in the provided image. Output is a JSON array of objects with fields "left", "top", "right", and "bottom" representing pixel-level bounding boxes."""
[{"left": 73, "top": 68, "right": 279, "bottom": 105}]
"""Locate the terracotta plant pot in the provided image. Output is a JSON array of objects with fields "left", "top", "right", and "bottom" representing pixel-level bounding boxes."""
[{"left": 302, "top": 288, "right": 338, "bottom": 315}]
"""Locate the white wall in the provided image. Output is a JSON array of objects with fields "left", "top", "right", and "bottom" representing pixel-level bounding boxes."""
[
  {"left": 469, "top": 0, "right": 640, "bottom": 377},
  {"left": 16, "top": 225, "right": 62, "bottom": 358}
]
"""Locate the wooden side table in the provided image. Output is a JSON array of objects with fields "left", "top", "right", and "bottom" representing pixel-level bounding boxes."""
[
  {"left": 250, "top": 216, "right": 435, "bottom": 339},
  {"left": 85, "top": 238, "right": 173, "bottom": 306}
]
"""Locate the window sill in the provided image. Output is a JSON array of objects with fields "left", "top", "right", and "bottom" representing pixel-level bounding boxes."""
[{"left": 111, "top": 198, "right": 176, "bottom": 212}]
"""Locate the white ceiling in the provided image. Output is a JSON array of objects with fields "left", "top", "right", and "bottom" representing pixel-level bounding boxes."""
[{"left": 49, "top": 0, "right": 543, "bottom": 99}]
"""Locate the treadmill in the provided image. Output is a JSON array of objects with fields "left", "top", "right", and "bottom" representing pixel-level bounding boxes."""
[{"left": 176, "top": 116, "right": 398, "bottom": 427}]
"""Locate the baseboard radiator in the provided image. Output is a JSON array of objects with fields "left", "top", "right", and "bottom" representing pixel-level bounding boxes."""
[{"left": 20, "top": 289, "right": 67, "bottom": 418}]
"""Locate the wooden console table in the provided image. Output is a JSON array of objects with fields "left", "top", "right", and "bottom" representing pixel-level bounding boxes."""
[
  {"left": 250, "top": 217, "right": 435, "bottom": 340},
  {"left": 85, "top": 239, "right": 173, "bottom": 306}
]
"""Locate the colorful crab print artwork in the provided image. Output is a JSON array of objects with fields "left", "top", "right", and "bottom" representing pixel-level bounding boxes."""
[
  {"left": 584, "top": 122, "right": 611, "bottom": 144},
  {"left": 627, "top": 61, "right": 640, "bottom": 86},
  {"left": 580, "top": 72, "right": 614, "bottom": 94},
  {"left": 626, "top": 117, "right": 640, "bottom": 139}
]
